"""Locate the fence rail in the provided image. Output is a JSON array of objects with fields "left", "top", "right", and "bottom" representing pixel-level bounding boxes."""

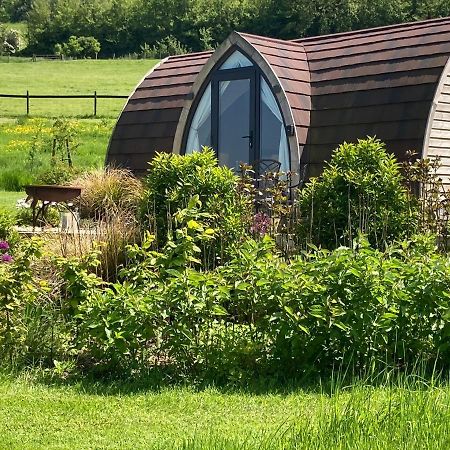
[{"left": 0, "top": 91, "right": 129, "bottom": 116}]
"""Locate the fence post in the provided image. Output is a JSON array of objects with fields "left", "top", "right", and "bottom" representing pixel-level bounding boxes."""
[
  {"left": 26, "top": 90, "right": 30, "bottom": 115},
  {"left": 94, "top": 90, "right": 97, "bottom": 116}
]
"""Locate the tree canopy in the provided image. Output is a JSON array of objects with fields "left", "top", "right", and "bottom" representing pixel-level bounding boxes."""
[{"left": 3, "top": 0, "right": 450, "bottom": 56}]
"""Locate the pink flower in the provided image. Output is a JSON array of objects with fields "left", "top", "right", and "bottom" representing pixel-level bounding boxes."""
[
  {"left": 250, "top": 212, "right": 271, "bottom": 236},
  {"left": 1, "top": 253, "right": 13, "bottom": 263},
  {"left": 0, "top": 241, "right": 9, "bottom": 251}
]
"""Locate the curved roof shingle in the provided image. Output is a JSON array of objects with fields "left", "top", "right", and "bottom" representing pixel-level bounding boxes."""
[{"left": 107, "top": 16, "right": 450, "bottom": 178}]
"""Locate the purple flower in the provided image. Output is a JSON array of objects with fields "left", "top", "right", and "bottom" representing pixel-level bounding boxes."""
[
  {"left": 0, "top": 241, "right": 9, "bottom": 251},
  {"left": 1, "top": 253, "right": 13, "bottom": 263},
  {"left": 250, "top": 212, "right": 271, "bottom": 236}
]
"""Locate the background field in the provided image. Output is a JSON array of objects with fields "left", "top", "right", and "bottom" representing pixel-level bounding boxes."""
[
  {"left": 1, "top": 375, "right": 449, "bottom": 449},
  {"left": 0, "top": 58, "right": 158, "bottom": 199},
  {"left": 0, "top": 58, "right": 158, "bottom": 117}
]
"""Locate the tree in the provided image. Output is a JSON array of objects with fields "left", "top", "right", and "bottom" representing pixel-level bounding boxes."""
[
  {"left": 296, "top": 137, "right": 417, "bottom": 249},
  {"left": 0, "top": 27, "right": 21, "bottom": 56}
]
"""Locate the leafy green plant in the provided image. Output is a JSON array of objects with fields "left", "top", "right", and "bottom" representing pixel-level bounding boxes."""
[
  {"left": 296, "top": 137, "right": 418, "bottom": 249},
  {"left": 54, "top": 35, "right": 101, "bottom": 58},
  {"left": 0, "top": 237, "right": 42, "bottom": 363},
  {"left": 15, "top": 203, "right": 60, "bottom": 228},
  {"left": 142, "top": 148, "right": 252, "bottom": 264},
  {"left": 51, "top": 118, "right": 80, "bottom": 168},
  {"left": 0, "top": 209, "right": 19, "bottom": 245}
]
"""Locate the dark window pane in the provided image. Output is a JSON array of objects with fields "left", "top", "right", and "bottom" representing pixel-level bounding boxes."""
[{"left": 218, "top": 79, "right": 251, "bottom": 169}]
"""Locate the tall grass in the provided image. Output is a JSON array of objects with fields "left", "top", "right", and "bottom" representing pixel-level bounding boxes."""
[{"left": 0, "top": 368, "right": 449, "bottom": 449}]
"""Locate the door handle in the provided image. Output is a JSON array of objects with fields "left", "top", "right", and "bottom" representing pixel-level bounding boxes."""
[{"left": 241, "top": 131, "right": 254, "bottom": 148}]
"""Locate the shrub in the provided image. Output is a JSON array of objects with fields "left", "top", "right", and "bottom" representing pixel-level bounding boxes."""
[
  {"left": 150, "top": 35, "right": 188, "bottom": 58},
  {"left": 296, "top": 137, "right": 418, "bottom": 249},
  {"left": 0, "top": 238, "right": 43, "bottom": 364},
  {"left": 15, "top": 203, "right": 60, "bottom": 228},
  {"left": 0, "top": 210, "right": 19, "bottom": 245},
  {"left": 141, "top": 148, "right": 252, "bottom": 261},
  {"left": 35, "top": 162, "right": 79, "bottom": 186},
  {"left": 71, "top": 168, "right": 144, "bottom": 280},
  {"left": 72, "top": 168, "right": 144, "bottom": 219},
  {"left": 71, "top": 232, "right": 450, "bottom": 380},
  {"left": 54, "top": 35, "right": 101, "bottom": 58}
]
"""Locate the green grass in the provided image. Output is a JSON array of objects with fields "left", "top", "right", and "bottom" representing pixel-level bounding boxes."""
[
  {"left": 2, "top": 21, "right": 28, "bottom": 38},
  {"left": 0, "top": 58, "right": 158, "bottom": 117},
  {"left": 0, "top": 374, "right": 449, "bottom": 449},
  {"left": 0, "top": 117, "right": 114, "bottom": 191},
  {"left": 0, "top": 190, "right": 23, "bottom": 211}
]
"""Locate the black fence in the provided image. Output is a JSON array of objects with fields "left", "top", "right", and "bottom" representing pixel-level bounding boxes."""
[{"left": 0, "top": 91, "right": 129, "bottom": 116}]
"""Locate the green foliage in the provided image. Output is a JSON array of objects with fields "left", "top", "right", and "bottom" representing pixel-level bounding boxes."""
[
  {"left": 142, "top": 148, "right": 252, "bottom": 260},
  {"left": 296, "top": 137, "right": 417, "bottom": 249},
  {"left": 0, "top": 26, "right": 21, "bottom": 55},
  {"left": 0, "top": 210, "right": 16, "bottom": 240},
  {"left": 24, "top": 0, "right": 450, "bottom": 56},
  {"left": 34, "top": 162, "right": 79, "bottom": 186},
  {"left": 15, "top": 203, "right": 60, "bottom": 227},
  {"left": 148, "top": 35, "right": 188, "bottom": 58},
  {"left": 70, "top": 229, "right": 450, "bottom": 379},
  {"left": 0, "top": 0, "right": 31, "bottom": 22},
  {"left": 54, "top": 35, "right": 101, "bottom": 58},
  {"left": 0, "top": 237, "right": 42, "bottom": 362}
]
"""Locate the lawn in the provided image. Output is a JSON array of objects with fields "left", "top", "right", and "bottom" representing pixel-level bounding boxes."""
[
  {"left": 0, "top": 58, "right": 158, "bottom": 117},
  {"left": 0, "top": 375, "right": 449, "bottom": 449},
  {"left": 0, "top": 190, "right": 23, "bottom": 211}
]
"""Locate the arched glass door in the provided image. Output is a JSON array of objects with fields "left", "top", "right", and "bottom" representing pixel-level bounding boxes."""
[{"left": 185, "top": 50, "right": 290, "bottom": 172}]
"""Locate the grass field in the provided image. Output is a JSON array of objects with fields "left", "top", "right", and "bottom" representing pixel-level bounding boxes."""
[
  {"left": 0, "top": 58, "right": 158, "bottom": 117},
  {"left": 0, "top": 374, "right": 449, "bottom": 449},
  {"left": 0, "top": 57, "right": 159, "bottom": 192},
  {"left": 0, "top": 190, "right": 23, "bottom": 211},
  {"left": 0, "top": 117, "right": 115, "bottom": 191}
]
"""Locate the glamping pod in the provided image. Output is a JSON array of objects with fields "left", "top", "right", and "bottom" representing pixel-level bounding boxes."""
[{"left": 107, "top": 16, "right": 450, "bottom": 185}]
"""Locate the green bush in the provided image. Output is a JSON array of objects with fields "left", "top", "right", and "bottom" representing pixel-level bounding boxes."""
[
  {"left": 70, "top": 229, "right": 450, "bottom": 380},
  {"left": 141, "top": 148, "right": 252, "bottom": 261},
  {"left": 15, "top": 204, "right": 60, "bottom": 228},
  {"left": 54, "top": 35, "right": 101, "bottom": 58},
  {"left": 35, "top": 162, "right": 79, "bottom": 186},
  {"left": 0, "top": 209, "right": 18, "bottom": 244},
  {"left": 296, "top": 137, "right": 418, "bottom": 249}
]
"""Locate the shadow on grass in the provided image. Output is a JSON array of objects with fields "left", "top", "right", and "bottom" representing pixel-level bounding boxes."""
[{"left": 2, "top": 357, "right": 449, "bottom": 398}]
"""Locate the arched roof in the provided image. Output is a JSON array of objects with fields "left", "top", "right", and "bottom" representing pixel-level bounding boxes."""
[
  {"left": 107, "top": 16, "right": 450, "bottom": 178},
  {"left": 106, "top": 51, "right": 213, "bottom": 176},
  {"left": 297, "top": 16, "right": 450, "bottom": 177}
]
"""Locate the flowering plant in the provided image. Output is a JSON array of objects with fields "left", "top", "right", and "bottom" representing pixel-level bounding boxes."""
[
  {"left": 250, "top": 212, "right": 271, "bottom": 237},
  {"left": 0, "top": 240, "right": 12, "bottom": 263}
]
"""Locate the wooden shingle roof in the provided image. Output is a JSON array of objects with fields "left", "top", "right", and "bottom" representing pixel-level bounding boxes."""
[
  {"left": 237, "top": 33, "right": 311, "bottom": 156},
  {"left": 107, "top": 16, "right": 450, "bottom": 178},
  {"left": 296, "top": 16, "right": 450, "bottom": 176},
  {"left": 106, "top": 51, "right": 212, "bottom": 175}
]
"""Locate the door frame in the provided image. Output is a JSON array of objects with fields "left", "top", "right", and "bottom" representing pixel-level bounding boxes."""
[{"left": 211, "top": 66, "right": 258, "bottom": 165}]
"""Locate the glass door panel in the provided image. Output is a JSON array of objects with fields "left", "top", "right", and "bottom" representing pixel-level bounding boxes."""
[{"left": 218, "top": 78, "right": 251, "bottom": 169}]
